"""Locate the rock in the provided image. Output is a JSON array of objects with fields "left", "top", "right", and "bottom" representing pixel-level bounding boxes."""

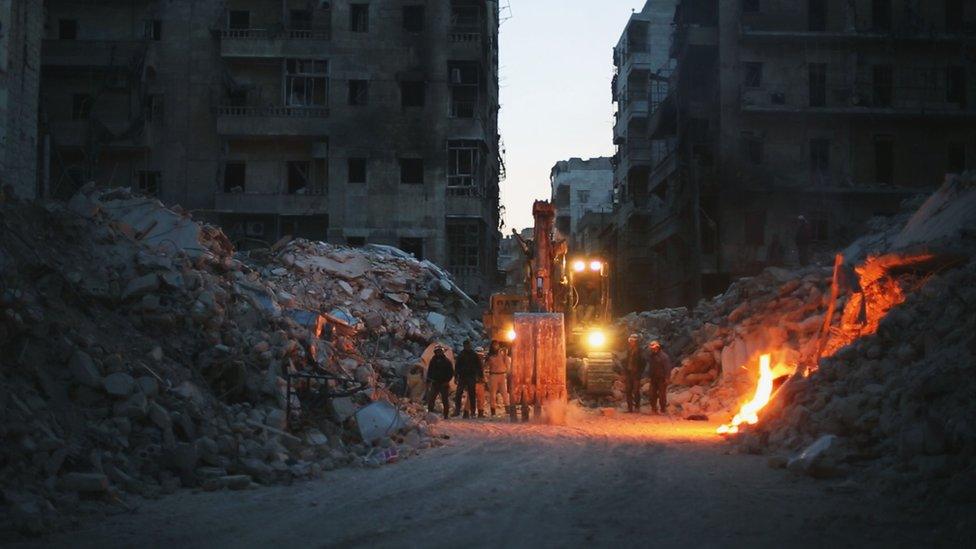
[
  {"left": 787, "top": 434, "right": 843, "bottom": 478},
  {"left": 147, "top": 401, "right": 172, "bottom": 430},
  {"left": 137, "top": 376, "right": 159, "bottom": 397},
  {"left": 306, "top": 430, "right": 329, "bottom": 447},
  {"left": 122, "top": 273, "right": 160, "bottom": 300},
  {"left": 220, "top": 475, "right": 252, "bottom": 490},
  {"left": 427, "top": 311, "right": 447, "bottom": 333},
  {"left": 69, "top": 350, "right": 102, "bottom": 388},
  {"left": 265, "top": 409, "right": 287, "bottom": 431},
  {"left": 103, "top": 372, "right": 135, "bottom": 397},
  {"left": 113, "top": 392, "right": 148, "bottom": 418},
  {"left": 60, "top": 472, "right": 109, "bottom": 493},
  {"left": 331, "top": 396, "right": 359, "bottom": 422}
]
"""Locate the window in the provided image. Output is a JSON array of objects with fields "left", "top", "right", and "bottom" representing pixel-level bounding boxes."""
[
  {"left": 743, "top": 62, "right": 763, "bottom": 88},
  {"left": 347, "top": 236, "right": 366, "bottom": 247},
  {"left": 348, "top": 79, "right": 368, "bottom": 106},
  {"left": 290, "top": 9, "right": 312, "bottom": 30},
  {"left": 399, "top": 158, "right": 424, "bottom": 184},
  {"left": 72, "top": 94, "right": 92, "bottom": 119},
  {"left": 875, "top": 137, "right": 894, "bottom": 185},
  {"left": 872, "top": 0, "right": 892, "bottom": 31},
  {"left": 742, "top": 0, "right": 760, "bottom": 13},
  {"left": 744, "top": 211, "right": 766, "bottom": 246},
  {"left": 872, "top": 65, "right": 893, "bottom": 107},
  {"left": 740, "top": 132, "right": 763, "bottom": 165},
  {"left": 808, "top": 0, "right": 826, "bottom": 31},
  {"left": 145, "top": 94, "right": 164, "bottom": 122},
  {"left": 137, "top": 171, "right": 161, "bottom": 196},
  {"left": 946, "top": 0, "right": 964, "bottom": 32},
  {"left": 401, "top": 80, "right": 425, "bottom": 107},
  {"left": 351, "top": 4, "right": 369, "bottom": 32},
  {"left": 948, "top": 142, "right": 966, "bottom": 174},
  {"left": 144, "top": 19, "right": 162, "bottom": 41},
  {"left": 808, "top": 63, "right": 826, "bottom": 107},
  {"left": 810, "top": 138, "right": 830, "bottom": 174},
  {"left": 287, "top": 161, "right": 311, "bottom": 194},
  {"left": 399, "top": 237, "right": 424, "bottom": 260},
  {"left": 448, "top": 140, "right": 481, "bottom": 190},
  {"left": 577, "top": 190, "right": 591, "bottom": 204},
  {"left": 449, "top": 62, "right": 480, "bottom": 118},
  {"left": 228, "top": 10, "right": 251, "bottom": 30},
  {"left": 223, "top": 162, "right": 246, "bottom": 192},
  {"left": 403, "top": 6, "right": 425, "bottom": 33},
  {"left": 451, "top": 2, "right": 481, "bottom": 29},
  {"left": 58, "top": 19, "right": 77, "bottom": 40},
  {"left": 285, "top": 59, "right": 328, "bottom": 107},
  {"left": 348, "top": 157, "right": 366, "bottom": 183},
  {"left": 947, "top": 66, "right": 967, "bottom": 108},
  {"left": 447, "top": 220, "right": 481, "bottom": 268}
]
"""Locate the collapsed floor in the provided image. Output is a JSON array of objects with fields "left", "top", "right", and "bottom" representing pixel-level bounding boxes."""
[{"left": 0, "top": 186, "right": 481, "bottom": 535}]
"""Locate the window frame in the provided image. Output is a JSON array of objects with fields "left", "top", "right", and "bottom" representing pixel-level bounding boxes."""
[
  {"left": 348, "top": 157, "right": 367, "bottom": 183},
  {"left": 350, "top": 3, "right": 370, "bottom": 33},
  {"left": 399, "top": 157, "right": 425, "bottom": 184},
  {"left": 284, "top": 59, "right": 329, "bottom": 107}
]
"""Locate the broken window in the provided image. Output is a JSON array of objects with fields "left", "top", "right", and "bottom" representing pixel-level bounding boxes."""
[
  {"left": 399, "top": 158, "right": 424, "bottom": 184},
  {"left": 742, "top": 0, "right": 760, "bottom": 13},
  {"left": 872, "top": 65, "right": 893, "bottom": 107},
  {"left": 808, "top": 0, "right": 826, "bottom": 31},
  {"left": 449, "top": 62, "right": 480, "bottom": 118},
  {"left": 872, "top": 0, "right": 892, "bottom": 31},
  {"left": 744, "top": 211, "right": 766, "bottom": 246},
  {"left": 348, "top": 157, "right": 367, "bottom": 183},
  {"left": 287, "top": 161, "right": 311, "bottom": 194},
  {"left": 348, "top": 79, "right": 369, "bottom": 106},
  {"left": 874, "top": 136, "right": 894, "bottom": 185},
  {"left": 350, "top": 4, "right": 369, "bottom": 32},
  {"left": 289, "top": 9, "right": 313, "bottom": 30},
  {"left": 808, "top": 63, "right": 826, "bottom": 107},
  {"left": 743, "top": 62, "right": 763, "bottom": 88},
  {"left": 740, "top": 132, "right": 763, "bottom": 165},
  {"left": 448, "top": 140, "right": 481, "bottom": 191},
  {"left": 72, "top": 94, "right": 92, "bottom": 119},
  {"left": 228, "top": 10, "right": 250, "bottom": 30},
  {"left": 347, "top": 236, "right": 366, "bottom": 247},
  {"left": 947, "top": 66, "right": 967, "bottom": 108},
  {"left": 137, "top": 170, "right": 161, "bottom": 196},
  {"left": 946, "top": 0, "right": 964, "bottom": 32},
  {"left": 948, "top": 142, "right": 966, "bottom": 174},
  {"left": 285, "top": 59, "right": 328, "bottom": 107},
  {"left": 58, "top": 19, "right": 77, "bottom": 40},
  {"left": 223, "top": 162, "right": 246, "bottom": 193},
  {"left": 810, "top": 138, "right": 830, "bottom": 174},
  {"left": 144, "top": 19, "right": 162, "bottom": 41},
  {"left": 401, "top": 81, "right": 425, "bottom": 107},
  {"left": 447, "top": 220, "right": 481, "bottom": 269},
  {"left": 403, "top": 5, "right": 425, "bottom": 33},
  {"left": 399, "top": 237, "right": 424, "bottom": 260},
  {"left": 451, "top": 1, "right": 482, "bottom": 29}
]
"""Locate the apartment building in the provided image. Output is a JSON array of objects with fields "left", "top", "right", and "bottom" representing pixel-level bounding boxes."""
[
  {"left": 613, "top": 0, "right": 973, "bottom": 312},
  {"left": 0, "top": 0, "right": 43, "bottom": 199},
  {"left": 549, "top": 156, "right": 612, "bottom": 247},
  {"left": 40, "top": 0, "right": 501, "bottom": 299}
]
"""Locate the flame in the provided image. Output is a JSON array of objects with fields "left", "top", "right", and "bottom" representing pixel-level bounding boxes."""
[{"left": 717, "top": 354, "right": 776, "bottom": 435}]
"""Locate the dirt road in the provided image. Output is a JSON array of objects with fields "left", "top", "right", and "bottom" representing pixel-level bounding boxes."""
[{"left": 32, "top": 411, "right": 942, "bottom": 548}]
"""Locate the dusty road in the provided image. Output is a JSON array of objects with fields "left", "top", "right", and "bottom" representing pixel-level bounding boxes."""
[{"left": 31, "top": 411, "right": 944, "bottom": 548}]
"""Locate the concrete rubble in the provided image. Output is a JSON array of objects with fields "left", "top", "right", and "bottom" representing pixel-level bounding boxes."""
[{"left": 0, "top": 185, "right": 473, "bottom": 535}]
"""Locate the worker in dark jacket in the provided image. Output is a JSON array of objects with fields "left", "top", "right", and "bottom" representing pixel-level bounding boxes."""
[
  {"left": 426, "top": 346, "right": 454, "bottom": 419},
  {"left": 645, "top": 340, "right": 673, "bottom": 414},
  {"left": 453, "top": 340, "right": 483, "bottom": 419},
  {"left": 623, "top": 334, "right": 646, "bottom": 413}
]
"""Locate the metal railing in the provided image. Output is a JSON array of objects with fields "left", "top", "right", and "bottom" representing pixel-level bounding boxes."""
[
  {"left": 216, "top": 105, "right": 330, "bottom": 117},
  {"left": 449, "top": 32, "right": 481, "bottom": 43},
  {"left": 219, "top": 28, "right": 330, "bottom": 40}
]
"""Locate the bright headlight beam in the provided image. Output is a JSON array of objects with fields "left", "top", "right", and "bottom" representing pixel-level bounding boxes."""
[
  {"left": 572, "top": 260, "right": 586, "bottom": 272},
  {"left": 587, "top": 330, "right": 606, "bottom": 348},
  {"left": 589, "top": 260, "right": 603, "bottom": 272}
]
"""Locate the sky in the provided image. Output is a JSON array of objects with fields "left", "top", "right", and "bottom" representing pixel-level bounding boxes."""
[{"left": 498, "top": 0, "right": 648, "bottom": 232}]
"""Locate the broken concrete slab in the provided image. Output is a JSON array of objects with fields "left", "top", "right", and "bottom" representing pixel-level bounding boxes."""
[
  {"left": 354, "top": 401, "right": 407, "bottom": 444},
  {"left": 103, "top": 372, "right": 135, "bottom": 397},
  {"left": 122, "top": 274, "right": 160, "bottom": 300}
]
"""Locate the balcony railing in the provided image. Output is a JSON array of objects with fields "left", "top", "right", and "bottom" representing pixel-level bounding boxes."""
[
  {"left": 740, "top": 80, "right": 973, "bottom": 116},
  {"left": 447, "top": 185, "right": 484, "bottom": 197},
  {"left": 217, "top": 105, "right": 330, "bottom": 117},
  {"left": 219, "top": 28, "right": 330, "bottom": 40},
  {"left": 449, "top": 32, "right": 481, "bottom": 43}
]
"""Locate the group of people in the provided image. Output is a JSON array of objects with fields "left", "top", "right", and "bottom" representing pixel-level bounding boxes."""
[
  {"left": 621, "top": 334, "right": 674, "bottom": 414},
  {"left": 424, "top": 340, "right": 512, "bottom": 420}
]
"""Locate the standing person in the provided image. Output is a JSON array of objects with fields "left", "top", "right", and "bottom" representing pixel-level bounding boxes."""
[
  {"left": 795, "top": 215, "right": 813, "bottom": 267},
  {"left": 485, "top": 341, "right": 511, "bottom": 417},
  {"left": 623, "top": 334, "right": 646, "bottom": 413},
  {"left": 453, "top": 340, "right": 481, "bottom": 419},
  {"left": 426, "top": 347, "right": 454, "bottom": 419},
  {"left": 645, "top": 340, "right": 673, "bottom": 415},
  {"left": 474, "top": 346, "right": 489, "bottom": 418}
]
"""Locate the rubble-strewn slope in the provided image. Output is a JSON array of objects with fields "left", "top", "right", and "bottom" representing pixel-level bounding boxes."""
[{"left": 0, "top": 187, "right": 475, "bottom": 535}]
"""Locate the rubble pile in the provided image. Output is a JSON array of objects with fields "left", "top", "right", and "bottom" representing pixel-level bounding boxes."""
[{"left": 0, "top": 186, "right": 471, "bottom": 534}]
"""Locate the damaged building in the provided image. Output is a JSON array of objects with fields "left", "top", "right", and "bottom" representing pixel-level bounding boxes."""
[
  {"left": 603, "top": 0, "right": 972, "bottom": 313},
  {"left": 549, "top": 156, "right": 613, "bottom": 247},
  {"left": 0, "top": 0, "right": 43, "bottom": 199},
  {"left": 39, "top": 0, "right": 502, "bottom": 300}
]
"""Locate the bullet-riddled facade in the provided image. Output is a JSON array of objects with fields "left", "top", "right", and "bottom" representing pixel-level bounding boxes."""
[
  {"left": 0, "top": 0, "right": 42, "bottom": 199},
  {"left": 40, "top": 0, "right": 501, "bottom": 300}
]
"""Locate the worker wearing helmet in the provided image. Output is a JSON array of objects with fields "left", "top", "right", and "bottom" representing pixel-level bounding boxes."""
[
  {"left": 645, "top": 340, "right": 674, "bottom": 415},
  {"left": 453, "top": 340, "right": 483, "bottom": 419},
  {"left": 623, "top": 334, "right": 646, "bottom": 413},
  {"left": 485, "top": 340, "right": 511, "bottom": 417},
  {"left": 426, "top": 346, "right": 454, "bottom": 419}
]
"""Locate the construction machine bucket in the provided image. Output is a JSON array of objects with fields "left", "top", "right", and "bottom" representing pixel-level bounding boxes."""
[{"left": 511, "top": 313, "right": 567, "bottom": 424}]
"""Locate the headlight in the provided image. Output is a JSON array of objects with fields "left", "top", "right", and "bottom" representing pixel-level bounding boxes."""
[
  {"left": 586, "top": 329, "right": 606, "bottom": 348},
  {"left": 589, "top": 260, "right": 603, "bottom": 271},
  {"left": 572, "top": 260, "right": 586, "bottom": 272},
  {"left": 505, "top": 328, "right": 517, "bottom": 342}
]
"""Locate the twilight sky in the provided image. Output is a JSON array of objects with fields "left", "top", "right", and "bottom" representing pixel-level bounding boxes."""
[{"left": 498, "top": 0, "right": 647, "bottom": 232}]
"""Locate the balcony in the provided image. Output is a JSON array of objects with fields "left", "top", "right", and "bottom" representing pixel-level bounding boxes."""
[
  {"left": 214, "top": 192, "right": 328, "bottom": 215},
  {"left": 42, "top": 39, "right": 145, "bottom": 68},
  {"left": 218, "top": 28, "right": 331, "bottom": 58},
  {"left": 216, "top": 106, "right": 330, "bottom": 137},
  {"left": 448, "top": 30, "right": 483, "bottom": 57},
  {"left": 739, "top": 17, "right": 976, "bottom": 44},
  {"left": 740, "top": 83, "right": 976, "bottom": 119}
]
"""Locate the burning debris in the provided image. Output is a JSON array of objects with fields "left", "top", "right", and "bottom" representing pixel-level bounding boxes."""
[{"left": 0, "top": 185, "right": 479, "bottom": 534}]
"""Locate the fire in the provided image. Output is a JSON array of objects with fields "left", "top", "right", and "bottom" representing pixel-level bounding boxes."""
[{"left": 717, "top": 354, "right": 777, "bottom": 435}]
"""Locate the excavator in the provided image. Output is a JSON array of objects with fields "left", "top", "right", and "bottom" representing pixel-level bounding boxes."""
[{"left": 483, "top": 201, "right": 617, "bottom": 417}]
